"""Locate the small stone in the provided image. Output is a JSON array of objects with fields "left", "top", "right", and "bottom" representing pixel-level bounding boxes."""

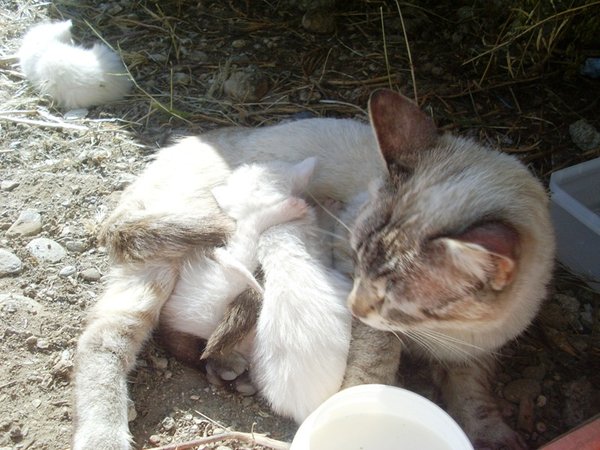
[
  {"left": 215, "top": 446, "right": 233, "bottom": 450},
  {"left": 223, "top": 66, "right": 269, "bottom": 102},
  {"left": 7, "top": 210, "right": 42, "bottom": 237},
  {"left": 59, "top": 266, "right": 77, "bottom": 278},
  {"left": 522, "top": 365, "right": 546, "bottom": 381},
  {"left": 25, "top": 336, "right": 38, "bottom": 349},
  {"left": 148, "top": 435, "right": 161, "bottom": 445},
  {"left": 563, "top": 378, "right": 593, "bottom": 428},
  {"left": 26, "top": 238, "right": 67, "bottom": 263},
  {"left": 301, "top": 9, "right": 336, "bottom": 34},
  {"left": 79, "top": 268, "right": 101, "bottom": 282},
  {"left": 231, "top": 39, "right": 247, "bottom": 48},
  {"left": 0, "top": 249, "right": 22, "bottom": 277},
  {"left": 212, "top": 428, "right": 225, "bottom": 435},
  {"left": 36, "top": 339, "right": 50, "bottom": 350},
  {"left": 536, "top": 394, "right": 547, "bottom": 408},
  {"left": 51, "top": 351, "right": 73, "bottom": 379},
  {"left": 0, "top": 293, "right": 43, "bottom": 315},
  {"left": 503, "top": 378, "right": 542, "bottom": 403},
  {"left": 569, "top": 119, "right": 600, "bottom": 151},
  {"left": 65, "top": 240, "right": 88, "bottom": 253},
  {"left": 161, "top": 416, "right": 175, "bottom": 432},
  {"left": 32, "top": 399, "right": 42, "bottom": 408},
  {"left": 1, "top": 180, "right": 19, "bottom": 191}
]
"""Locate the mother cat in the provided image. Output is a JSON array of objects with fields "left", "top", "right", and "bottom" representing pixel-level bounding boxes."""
[{"left": 73, "top": 89, "right": 554, "bottom": 450}]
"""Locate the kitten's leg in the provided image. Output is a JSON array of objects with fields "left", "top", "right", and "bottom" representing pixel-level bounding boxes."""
[
  {"left": 203, "top": 288, "right": 260, "bottom": 396},
  {"left": 73, "top": 262, "right": 178, "bottom": 450},
  {"left": 436, "top": 357, "right": 527, "bottom": 450},
  {"left": 341, "top": 319, "right": 402, "bottom": 388}
]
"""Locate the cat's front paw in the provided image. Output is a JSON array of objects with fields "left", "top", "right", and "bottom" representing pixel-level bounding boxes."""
[
  {"left": 205, "top": 351, "right": 251, "bottom": 385},
  {"left": 469, "top": 419, "right": 528, "bottom": 450}
]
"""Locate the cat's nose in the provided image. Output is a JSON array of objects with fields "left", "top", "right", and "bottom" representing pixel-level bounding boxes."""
[{"left": 347, "top": 281, "right": 383, "bottom": 318}]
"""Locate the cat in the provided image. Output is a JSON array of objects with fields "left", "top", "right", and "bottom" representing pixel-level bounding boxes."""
[
  {"left": 159, "top": 157, "right": 315, "bottom": 352},
  {"left": 250, "top": 206, "right": 353, "bottom": 423},
  {"left": 72, "top": 89, "right": 554, "bottom": 450},
  {"left": 18, "top": 20, "right": 131, "bottom": 109}
]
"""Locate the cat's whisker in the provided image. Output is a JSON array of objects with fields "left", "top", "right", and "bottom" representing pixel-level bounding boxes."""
[
  {"left": 308, "top": 192, "right": 352, "bottom": 234},
  {"left": 311, "top": 226, "right": 349, "bottom": 242},
  {"left": 420, "top": 329, "right": 502, "bottom": 358},
  {"left": 404, "top": 330, "right": 447, "bottom": 365},
  {"left": 408, "top": 329, "right": 475, "bottom": 362}
]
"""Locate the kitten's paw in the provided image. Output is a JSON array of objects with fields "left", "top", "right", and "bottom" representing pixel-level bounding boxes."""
[
  {"left": 279, "top": 197, "right": 309, "bottom": 221},
  {"left": 234, "top": 371, "right": 257, "bottom": 396},
  {"left": 205, "top": 351, "right": 249, "bottom": 385}
]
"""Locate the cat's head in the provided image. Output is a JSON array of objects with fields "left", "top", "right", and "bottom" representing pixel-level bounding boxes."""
[
  {"left": 21, "top": 20, "right": 73, "bottom": 48},
  {"left": 348, "top": 90, "right": 554, "bottom": 345},
  {"left": 212, "top": 157, "right": 316, "bottom": 219}
]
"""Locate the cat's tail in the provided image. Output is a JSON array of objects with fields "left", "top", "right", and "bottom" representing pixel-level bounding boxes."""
[
  {"left": 202, "top": 287, "right": 261, "bottom": 360},
  {"left": 99, "top": 213, "right": 234, "bottom": 263}
]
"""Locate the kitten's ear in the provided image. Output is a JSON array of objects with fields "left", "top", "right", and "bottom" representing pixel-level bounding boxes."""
[
  {"left": 290, "top": 157, "right": 317, "bottom": 193},
  {"left": 368, "top": 89, "right": 438, "bottom": 170},
  {"left": 435, "top": 222, "right": 519, "bottom": 291}
]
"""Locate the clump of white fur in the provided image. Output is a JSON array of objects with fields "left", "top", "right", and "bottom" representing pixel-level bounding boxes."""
[{"left": 18, "top": 20, "right": 132, "bottom": 109}]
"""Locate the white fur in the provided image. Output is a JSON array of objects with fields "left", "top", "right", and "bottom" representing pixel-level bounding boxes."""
[
  {"left": 18, "top": 20, "right": 131, "bottom": 109},
  {"left": 161, "top": 159, "right": 314, "bottom": 339},
  {"left": 252, "top": 212, "right": 353, "bottom": 423}
]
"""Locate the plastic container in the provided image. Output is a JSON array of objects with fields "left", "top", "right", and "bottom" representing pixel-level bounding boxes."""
[
  {"left": 290, "top": 384, "right": 473, "bottom": 450},
  {"left": 549, "top": 157, "right": 600, "bottom": 292}
]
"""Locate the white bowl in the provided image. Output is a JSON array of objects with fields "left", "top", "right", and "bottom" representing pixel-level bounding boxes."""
[{"left": 290, "top": 384, "right": 473, "bottom": 450}]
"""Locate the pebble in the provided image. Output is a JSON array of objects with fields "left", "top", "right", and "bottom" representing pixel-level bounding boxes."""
[
  {"left": 569, "top": 119, "right": 600, "bottom": 151},
  {"left": 26, "top": 238, "right": 66, "bottom": 263},
  {"left": 301, "top": 9, "right": 336, "bottom": 34},
  {"left": 0, "top": 293, "right": 43, "bottom": 315},
  {"left": 522, "top": 365, "right": 546, "bottom": 381},
  {"left": 36, "top": 339, "right": 50, "bottom": 350},
  {"left": 51, "top": 350, "right": 73, "bottom": 379},
  {"left": 161, "top": 416, "right": 175, "bottom": 432},
  {"left": 65, "top": 240, "right": 88, "bottom": 253},
  {"left": 59, "top": 266, "right": 77, "bottom": 278},
  {"left": 215, "top": 446, "right": 233, "bottom": 450},
  {"left": 1, "top": 180, "right": 19, "bottom": 191},
  {"left": 6, "top": 210, "right": 42, "bottom": 237},
  {"left": 79, "top": 268, "right": 101, "bottom": 282},
  {"left": 503, "top": 378, "right": 542, "bottom": 403},
  {"left": 148, "top": 435, "right": 161, "bottom": 445},
  {"left": 151, "top": 355, "right": 169, "bottom": 370},
  {"left": 223, "top": 67, "right": 269, "bottom": 102},
  {"left": 0, "top": 249, "right": 22, "bottom": 277}
]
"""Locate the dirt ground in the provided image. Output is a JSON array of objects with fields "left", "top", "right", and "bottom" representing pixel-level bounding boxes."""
[{"left": 0, "top": 1, "right": 599, "bottom": 449}]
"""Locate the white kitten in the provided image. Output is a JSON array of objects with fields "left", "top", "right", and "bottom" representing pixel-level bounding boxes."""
[
  {"left": 18, "top": 20, "right": 131, "bottom": 109},
  {"left": 160, "top": 158, "right": 316, "bottom": 340},
  {"left": 251, "top": 208, "right": 353, "bottom": 423}
]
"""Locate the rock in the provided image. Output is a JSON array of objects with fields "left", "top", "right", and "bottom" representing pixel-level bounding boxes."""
[
  {"left": 51, "top": 350, "right": 73, "bottom": 379},
  {"left": 6, "top": 210, "right": 42, "bottom": 237},
  {"left": 148, "top": 435, "right": 161, "bottom": 445},
  {"left": 503, "top": 378, "right": 542, "bottom": 403},
  {"left": 0, "top": 249, "right": 22, "bottom": 276},
  {"left": 522, "top": 365, "right": 546, "bottom": 381},
  {"left": 0, "top": 293, "right": 43, "bottom": 315},
  {"left": 150, "top": 355, "right": 169, "bottom": 370},
  {"left": 25, "top": 336, "right": 38, "bottom": 350},
  {"left": 223, "top": 66, "right": 269, "bottom": 102},
  {"left": 215, "top": 446, "right": 233, "bottom": 450},
  {"left": 301, "top": 9, "right": 336, "bottom": 34},
  {"left": 569, "top": 119, "right": 600, "bottom": 151},
  {"left": 517, "top": 397, "right": 534, "bottom": 433},
  {"left": 59, "top": 266, "right": 77, "bottom": 278},
  {"left": 0, "top": 180, "right": 19, "bottom": 191},
  {"left": 65, "top": 240, "right": 88, "bottom": 253},
  {"left": 161, "top": 416, "right": 175, "bottom": 432},
  {"left": 79, "top": 267, "right": 101, "bottom": 282},
  {"left": 36, "top": 339, "right": 50, "bottom": 350},
  {"left": 26, "top": 238, "right": 66, "bottom": 263}
]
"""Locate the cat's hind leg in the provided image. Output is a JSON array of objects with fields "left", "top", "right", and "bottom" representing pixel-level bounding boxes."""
[{"left": 73, "top": 262, "right": 178, "bottom": 450}]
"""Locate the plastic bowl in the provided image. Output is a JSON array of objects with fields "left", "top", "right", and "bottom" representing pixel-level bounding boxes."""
[{"left": 290, "top": 384, "right": 473, "bottom": 450}]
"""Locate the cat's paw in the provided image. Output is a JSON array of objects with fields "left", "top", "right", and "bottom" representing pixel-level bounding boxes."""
[
  {"left": 469, "top": 420, "right": 528, "bottom": 450},
  {"left": 278, "top": 197, "right": 309, "bottom": 221}
]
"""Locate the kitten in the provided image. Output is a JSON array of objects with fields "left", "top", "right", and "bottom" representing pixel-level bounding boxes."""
[
  {"left": 250, "top": 208, "right": 353, "bottom": 423},
  {"left": 73, "top": 90, "right": 553, "bottom": 450},
  {"left": 18, "top": 20, "right": 131, "bottom": 109},
  {"left": 159, "top": 158, "right": 315, "bottom": 343}
]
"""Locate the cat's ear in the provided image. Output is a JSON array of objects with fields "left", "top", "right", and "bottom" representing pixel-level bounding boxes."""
[
  {"left": 368, "top": 89, "right": 438, "bottom": 170},
  {"left": 434, "top": 222, "right": 519, "bottom": 291},
  {"left": 290, "top": 157, "right": 317, "bottom": 193}
]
